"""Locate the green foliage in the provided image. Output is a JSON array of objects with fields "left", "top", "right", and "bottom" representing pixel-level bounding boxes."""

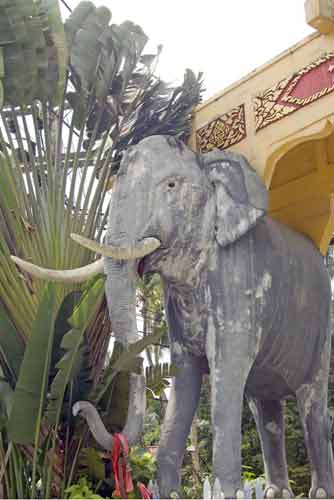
[
  {"left": 0, "top": 380, "right": 13, "bottom": 431},
  {"left": 129, "top": 447, "right": 157, "bottom": 485},
  {"left": 180, "top": 378, "right": 212, "bottom": 498},
  {"left": 285, "top": 399, "right": 310, "bottom": 497},
  {"left": 94, "top": 329, "right": 164, "bottom": 404},
  {"left": 145, "top": 362, "right": 177, "bottom": 397},
  {"left": 47, "top": 277, "right": 105, "bottom": 423},
  {"left": 242, "top": 395, "right": 312, "bottom": 497},
  {"left": 67, "top": 447, "right": 156, "bottom": 499},
  {"left": 66, "top": 477, "right": 105, "bottom": 499},
  {"left": 50, "top": 290, "right": 88, "bottom": 412},
  {"left": 70, "top": 446, "right": 114, "bottom": 498},
  {"left": 78, "top": 448, "right": 105, "bottom": 482},
  {"left": 138, "top": 274, "right": 169, "bottom": 369},
  {"left": 0, "top": 0, "right": 66, "bottom": 107},
  {"left": 89, "top": 329, "right": 166, "bottom": 438},
  {"left": 241, "top": 398, "right": 263, "bottom": 480},
  {"left": 142, "top": 407, "right": 161, "bottom": 447},
  {"left": 0, "top": 302, "right": 24, "bottom": 384},
  {"left": 8, "top": 284, "right": 58, "bottom": 444}
]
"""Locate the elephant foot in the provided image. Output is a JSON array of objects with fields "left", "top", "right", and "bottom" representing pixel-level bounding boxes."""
[
  {"left": 309, "top": 486, "right": 334, "bottom": 499},
  {"left": 219, "top": 488, "right": 245, "bottom": 499},
  {"left": 264, "top": 484, "right": 293, "bottom": 499},
  {"left": 158, "top": 488, "right": 180, "bottom": 499}
]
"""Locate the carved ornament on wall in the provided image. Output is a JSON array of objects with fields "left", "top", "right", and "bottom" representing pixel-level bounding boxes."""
[
  {"left": 196, "top": 104, "right": 246, "bottom": 153},
  {"left": 254, "top": 52, "right": 334, "bottom": 131}
]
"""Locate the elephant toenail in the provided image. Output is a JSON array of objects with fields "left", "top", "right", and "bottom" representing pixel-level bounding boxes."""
[{"left": 265, "top": 487, "right": 277, "bottom": 498}]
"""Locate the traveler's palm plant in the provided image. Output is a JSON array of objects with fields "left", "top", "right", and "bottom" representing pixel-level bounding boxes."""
[{"left": 0, "top": 1, "right": 203, "bottom": 497}]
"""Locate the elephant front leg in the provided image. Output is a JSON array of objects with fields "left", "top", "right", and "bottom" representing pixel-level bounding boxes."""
[
  {"left": 156, "top": 355, "right": 204, "bottom": 498},
  {"left": 209, "top": 339, "right": 253, "bottom": 499}
]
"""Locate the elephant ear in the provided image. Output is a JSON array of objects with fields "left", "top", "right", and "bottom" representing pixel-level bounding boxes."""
[{"left": 203, "top": 150, "right": 268, "bottom": 246}]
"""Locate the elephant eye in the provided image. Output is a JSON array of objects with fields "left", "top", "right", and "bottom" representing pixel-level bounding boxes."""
[{"left": 168, "top": 181, "right": 176, "bottom": 188}]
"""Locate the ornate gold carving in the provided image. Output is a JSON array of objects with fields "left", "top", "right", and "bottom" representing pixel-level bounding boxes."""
[
  {"left": 254, "top": 52, "right": 334, "bottom": 132},
  {"left": 196, "top": 104, "right": 246, "bottom": 153}
]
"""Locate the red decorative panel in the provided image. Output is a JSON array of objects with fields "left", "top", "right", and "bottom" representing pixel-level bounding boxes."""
[
  {"left": 254, "top": 52, "right": 334, "bottom": 131},
  {"left": 196, "top": 104, "right": 246, "bottom": 153}
]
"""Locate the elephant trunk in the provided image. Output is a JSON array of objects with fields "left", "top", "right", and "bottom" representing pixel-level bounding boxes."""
[
  {"left": 104, "top": 255, "right": 146, "bottom": 444},
  {"left": 73, "top": 257, "right": 146, "bottom": 448}
]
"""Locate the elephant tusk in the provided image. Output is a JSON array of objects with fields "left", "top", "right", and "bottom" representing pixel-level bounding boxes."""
[
  {"left": 71, "top": 234, "right": 161, "bottom": 260},
  {"left": 10, "top": 256, "right": 104, "bottom": 283}
]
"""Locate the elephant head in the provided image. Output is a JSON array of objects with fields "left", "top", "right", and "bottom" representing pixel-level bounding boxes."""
[
  {"left": 78, "top": 136, "right": 267, "bottom": 284},
  {"left": 11, "top": 135, "right": 267, "bottom": 446}
]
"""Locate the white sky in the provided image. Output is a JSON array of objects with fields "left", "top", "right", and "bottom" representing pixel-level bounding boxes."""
[{"left": 61, "top": 0, "right": 314, "bottom": 99}]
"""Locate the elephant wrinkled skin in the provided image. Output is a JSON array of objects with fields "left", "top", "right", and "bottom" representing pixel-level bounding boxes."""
[{"left": 12, "top": 135, "right": 334, "bottom": 499}]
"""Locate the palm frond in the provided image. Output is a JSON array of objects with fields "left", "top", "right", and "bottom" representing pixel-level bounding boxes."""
[
  {"left": 0, "top": 0, "right": 67, "bottom": 107},
  {"left": 146, "top": 362, "right": 178, "bottom": 397}
]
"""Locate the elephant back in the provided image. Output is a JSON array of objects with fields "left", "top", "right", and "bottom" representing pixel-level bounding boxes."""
[{"left": 218, "top": 216, "right": 331, "bottom": 397}]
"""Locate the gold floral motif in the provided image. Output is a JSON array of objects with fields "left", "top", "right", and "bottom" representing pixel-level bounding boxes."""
[
  {"left": 254, "top": 52, "right": 334, "bottom": 131},
  {"left": 196, "top": 104, "right": 246, "bottom": 153}
]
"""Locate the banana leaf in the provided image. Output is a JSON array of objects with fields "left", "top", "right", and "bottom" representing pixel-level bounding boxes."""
[
  {"left": 88, "top": 330, "right": 165, "bottom": 433},
  {"left": 0, "top": 303, "right": 24, "bottom": 385},
  {"left": 92, "top": 329, "right": 165, "bottom": 407},
  {"left": 0, "top": 380, "right": 13, "bottom": 431},
  {"left": 47, "top": 277, "right": 105, "bottom": 424},
  {"left": 8, "top": 283, "right": 58, "bottom": 444}
]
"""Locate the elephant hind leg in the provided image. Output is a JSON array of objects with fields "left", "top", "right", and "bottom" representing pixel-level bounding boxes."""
[
  {"left": 296, "top": 354, "right": 334, "bottom": 498},
  {"left": 247, "top": 397, "right": 293, "bottom": 499}
]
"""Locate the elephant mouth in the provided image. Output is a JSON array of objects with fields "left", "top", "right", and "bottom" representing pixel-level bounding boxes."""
[
  {"left": 138, "top": 258, "right": 146, "bottom": 278},
  {"left": 137, "top": 253, "right": 156, "bottom": 278},
  {"left": 137, "top": 243, "right": 165, "bottom": 278}
]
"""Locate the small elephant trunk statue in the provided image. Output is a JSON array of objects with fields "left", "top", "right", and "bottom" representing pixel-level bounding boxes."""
[
  {"left": 72, "top": 401, "right": 114, "bottom": 450},
  {"left": 72, "top": 371, "right": 147, "bottom": 450}
]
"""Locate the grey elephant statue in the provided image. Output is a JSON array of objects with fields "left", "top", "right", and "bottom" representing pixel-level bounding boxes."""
[{"left": 12, "top": 135, "right": 333, "bottom": 499}]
